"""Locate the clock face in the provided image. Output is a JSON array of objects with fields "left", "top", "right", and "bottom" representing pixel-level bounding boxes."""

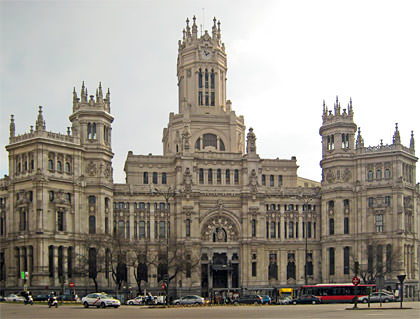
[{"left": 202, "top": 49, "right": 212, "bottom": 59}]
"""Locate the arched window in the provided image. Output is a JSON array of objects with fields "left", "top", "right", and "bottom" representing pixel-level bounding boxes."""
[
  {"left": 210, "top": 69, "right": 215, "bottom": 89},
  {"left": 195, "top": 138, "right": 201, "bottom": 150},
  {"left": 87, "top": 123, "right": 92, "bottom": 139},
  {"left": 65, "top": 162, "right": 71, "bottom": 173},
  {"left": 89, "top": 216, "right": 96, "bottom": 234},
  {"left": 376, "top": 169, "right": 382, "bottom": 180},
  {"left": 92, "top": 123, "right": 97, "bottom": 139},
  {"left": 57, "top": 161, "right": 62, "bottom": 172},
  {"left": 198, "top": 68, "right": 203, "bottom": 88},
  {"left": 367, "top": 170, "right": 373, "bottom": 181}
]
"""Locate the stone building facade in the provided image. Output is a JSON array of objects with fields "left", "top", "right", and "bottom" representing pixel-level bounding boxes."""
[{"left": 0, "top": 17, "right": 418, "bottom": 299}]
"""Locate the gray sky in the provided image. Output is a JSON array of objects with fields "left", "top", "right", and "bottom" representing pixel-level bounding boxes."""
[{"left": 1, "top": 0, "right": 419, "bottom": 183}]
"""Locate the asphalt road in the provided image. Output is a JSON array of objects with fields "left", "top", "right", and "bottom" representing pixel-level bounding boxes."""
[{"left": 1, "top": 302, "right": 419, "bottom": 319}]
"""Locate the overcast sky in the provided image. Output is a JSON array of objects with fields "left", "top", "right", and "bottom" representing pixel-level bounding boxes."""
[{"left": 1, "top": 0, "right": 419, "bottom": 183}]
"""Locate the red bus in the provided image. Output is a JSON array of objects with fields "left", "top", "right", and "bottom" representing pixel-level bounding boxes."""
[{"left": 301, "top": 283, "right": 376, "bottom": 303}]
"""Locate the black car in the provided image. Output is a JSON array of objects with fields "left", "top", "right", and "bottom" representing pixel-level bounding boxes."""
[
  {"left": 290, "top": 295, "right": 321, "bottom": 304},
  {"left": 234, "top": 295, "right": 263, "bottom": 305},
  {"left": 58, "top": 294, "right": 78, "bottom": 302},
  {"left": 33, "top": 294, "right": 49, "bottom": 301}
]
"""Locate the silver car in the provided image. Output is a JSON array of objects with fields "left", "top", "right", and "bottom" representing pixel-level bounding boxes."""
[
  {"left": 358, "top": 292, "right": 395, "bottom": 303},
  {"left": 172, "top": 295, "right": 205, "bottom": 305}
]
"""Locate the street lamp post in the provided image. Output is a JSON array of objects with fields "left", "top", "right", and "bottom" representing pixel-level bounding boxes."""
[
  {"left": 302, "top": 197, "right": 312, "bottom": 286},
  {"left": 154, "top": 186, "right": 176, "bottom": 306}
]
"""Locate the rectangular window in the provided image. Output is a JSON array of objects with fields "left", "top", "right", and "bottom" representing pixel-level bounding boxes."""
[
  {"left": 186, "top": 219, "right": 191, "bottom": 237},
  {"left": 217, "top": 169, "right": 221, "bottom": 184},
  {"left": 225, "top": 169, "right": 230, "bottom": 184},
  {"left": 211, "top": 92, "right": 215, "bottom": 106},
  {"left": 376, "top": 214, "right": 383, "bottom": 232},
  {"left": 329, "top": 247, "right": 335, "bottom": 275},
  {"left": 266, "top": 221, "right": 269, "bottom": 239},
  {"left": 208, "top": 169, "right": 213, "bottom": 184},
  {"left": 288, "top": 221, "right": 294, "bottom": 238},
  {"left": 343, "top": 247, "right": 350, "bottom": 274},
  {"left": 251, "top": 219, "right": 256, "bottom": 237},
  {"left": 234, "top": 169, "right": 239, "bottom": 184},
  {"left": 143, "top": 172, "right": 149, "bottom": 184},
  {"left": 153, "top": 172, "right": 158, "bottom": 184},
  {"left": 199, "top": 168, "right": 204, "bottom": 184},
  {"left": 278, "top": 175, "right": 283, "bottom": 186},
  {"left": 385, "top": 196, "right": 391, "bottom": 207},
  {"left": 162, "top": 172, "right": 167, "bottom": 184},
  {"left": 252, "top": 262, "right": 257, "bottom": 277},
  {"left": 270, "top": 175, "right": 274, "bottom": 187},
  {"left": 262, "top": 174, "right": 266, "bottom": 186},
  {"left": 57, "top": 211, "right": 64, "bottom": 231},
  {"left": 270, "top": 222, "right": 276, "bottom": 238},
  {"left": 329, "top": 218, "right": 334, "bottom": 235},
  {"left": 198, "top": 91, "right": 203, "bottom": 105},
  {"left": 284, "top": 221, "right": 287, "bottom": 239},
  {"left": 159, "top": 221, "right": 165, "bottom": 239},
  {"left": 139, "top": 221, "right": 145, "bottom": 239},
  {"left": 344, "top": 217, "right": 349, "bottom": 234}
]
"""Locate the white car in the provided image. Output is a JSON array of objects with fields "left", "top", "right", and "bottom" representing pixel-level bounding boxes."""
[
  {"left": 126, "top": 296, "right": 145, "bottom": 305},
  {"left": 5, "top": 294, "right": 25, "bottom": 302},
  {"left": 82, "top": 293, "right": 120, "bottom": 308}
]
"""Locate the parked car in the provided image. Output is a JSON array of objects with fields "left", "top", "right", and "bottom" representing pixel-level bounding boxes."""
[
  {"left": 290, "top": 295, "right": 321, "bottom": 304},
  {"left": 358, "top": 292, "right": 395, "bottom": 303},
  {"left": 233, "top": 295, "right": 263, "bottom": 305},
  {"left": 172, "top": 295, "right": 205, "bottom": 305},
  {"left": 279, "top": 297, "right": 292, "bottom": 305},
  {"left": 4, "top": 294, "right": 25, "bottom": 302},
  {"left": 126, "top": 296, "right": 145, "bottom": 305},
  {"left": 33, "top": 294, "right": 49, "bottom": 301},
  {"left": 82, "top": 293, "right": 120, "bottom": 308},
  {"left": 58, "top": 294, "right": 79, "bottom": 302},
  {"left": 261, "top": 295, "right": 271, "bottom": 304}
]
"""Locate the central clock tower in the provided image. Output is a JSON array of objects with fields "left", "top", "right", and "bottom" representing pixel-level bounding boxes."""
[
  {"left": 162, "top": 17, "right": 245, "bottom": 156},
  {"left": 177, "top": 16, "right": 227, "bottom": 113}
]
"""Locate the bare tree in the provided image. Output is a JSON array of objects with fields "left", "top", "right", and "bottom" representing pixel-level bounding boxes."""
[
  {"left": 74, "top": 234, "right": 109, "bottom": 292},
  {"left": 352, "top": 240, "right": 401, "bottom": 285},
  {"left": 127, "top": 240, "right": 156, "bottom": 295}
]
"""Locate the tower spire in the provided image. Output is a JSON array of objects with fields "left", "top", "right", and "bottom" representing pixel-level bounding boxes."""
[{"left": 212, "top": 17, "right": 217, "bottom": 38}]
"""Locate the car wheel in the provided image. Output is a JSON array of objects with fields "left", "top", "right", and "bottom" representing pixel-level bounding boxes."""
[
  {"left": 114, "top": 305, "right": 119, "bottom": 308},
  {"left": 194, "top": 302, "right": 200, "bottom": 305},
  {"left": 84, "top": 302, "right": 89, "bottom": 308},
  {"left": 175, "top": 302, "right": 180, "bottom": 305},
  {"left": 100, "top": 302, "right": 106, "bottom": 308},
  {"left": 292, "top": 301, "right": 297, "bottom": 305},
  {"left": 128, "top": 301, "right": 134, "bottom": 305},
  {"left": 362, "top": 299, "right": 368, "bottom": 303},
  {"left": 234, "top": 301, "right": 239, "bottom": 305},
  {"left": 312, "top": 300, "right": 316, "bottom": 304},
  {"left": 384, "top": 299, "right": 390, "bottom": 303}
]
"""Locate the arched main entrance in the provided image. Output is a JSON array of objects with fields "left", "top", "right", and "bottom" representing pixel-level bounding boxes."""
[{"left": 200, "top": 212, "right": 240, "bottom": 297}]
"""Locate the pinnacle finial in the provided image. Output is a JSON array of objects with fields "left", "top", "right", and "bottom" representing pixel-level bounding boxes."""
[
  {"left": 410, "top": 130, "right": 415, "bottom": 151},
  {"left": 9, "top": 114, "right": 15, "bottom": 138},
  {"left": 393, "top": 123, "right": 401, "bottom": 144},
  {"left": 35, "top": 105, "right": 46, "bottom": 131}
]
